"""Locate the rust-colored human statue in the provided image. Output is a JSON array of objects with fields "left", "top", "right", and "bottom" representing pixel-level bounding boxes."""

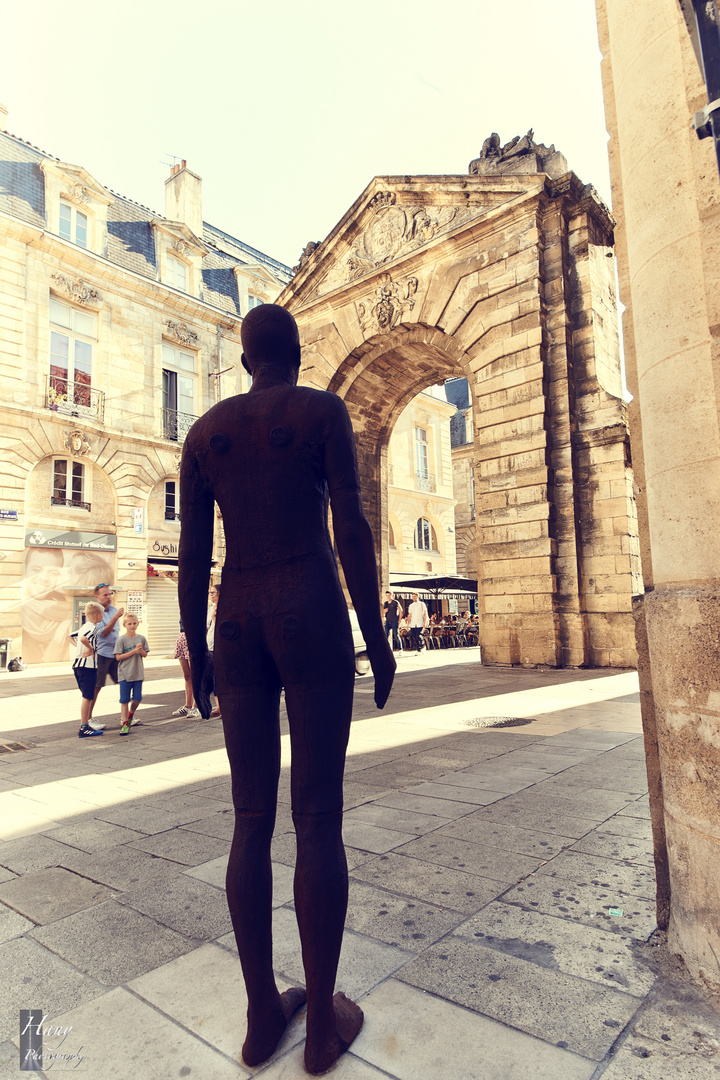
[{"left": 178, "top": 304, "right": 395, "bottom": 1074}]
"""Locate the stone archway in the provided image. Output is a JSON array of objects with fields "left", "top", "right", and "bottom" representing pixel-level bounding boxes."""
[{"left": 279, "top": 163, "right": 641, "bottom": 668}]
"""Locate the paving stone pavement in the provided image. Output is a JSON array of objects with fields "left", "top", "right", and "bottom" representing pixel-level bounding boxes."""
[{"left": 0, "top": 653, "right": 718, "bottom": 1079}]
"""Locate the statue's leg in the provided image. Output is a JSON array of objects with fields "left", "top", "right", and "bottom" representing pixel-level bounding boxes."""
[
  {"left": 285, "top": 678, "right": 364, "bottom": 1074},
  {"left": 221, "top": 680, "right": 306, "bottom": 1066}
]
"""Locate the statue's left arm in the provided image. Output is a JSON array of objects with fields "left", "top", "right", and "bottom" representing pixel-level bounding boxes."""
[{"left": 178, "top": 434, "right": 215, "bottom": 718}]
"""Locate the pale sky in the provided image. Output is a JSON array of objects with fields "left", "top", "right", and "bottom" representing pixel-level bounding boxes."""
[{"left": 4, "top": 0, "right": 609, "bottom": 269}]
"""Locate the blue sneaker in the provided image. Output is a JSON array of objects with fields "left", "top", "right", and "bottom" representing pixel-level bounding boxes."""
[{"left": 79, "top": 724, "right": 103, "bottom": 738}]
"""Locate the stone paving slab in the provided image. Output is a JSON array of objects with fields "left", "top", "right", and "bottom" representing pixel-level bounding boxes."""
[
  {"left": 372, "top": 790, "right": 474, "bottom": 819},
  {"left": 350, "top": 851, "right": 506, "bottom": 914},
  {"left": 467, "top": 800, "right": 600, "bottom": 839},
  {"left": 402, "top": 781, "right": 507, "bottom": 805},
  {"left": 129, "top": 942, "right": 305, "bottom": 1067},
  {"left": 56, "top": 844, "right": 182, "bottom": 892},
  {"left": 599, "top": 814, "right": 654, "bottom": 840},
  {"left": 454, "top": 901, "right": 657, "bottom": 997},
  {"left": 395, "top": 935, "right": 643, "bottom": 1061},
  {"left": 43, "top": 818, "right": 145, "bottom": 854},
  {"left": 117, "top": 874, "right": 233, "bottom": 940},
  {"left": 0, "top": 833, "right": 81, "bottom": 875},
  {"left": 435, "top": 813, "right": 571, "bottom": 859},
  {"left": 350, "top": 978, "right": 597, "bottom": 1080},
  {"left": 394, "top": 833, "right": 541, "bottom": 884},
  {"left": 343, "top": 801, "right": 448, "bottom": 837},
  {"left": 616, "top": 800, "right": 652, "bottom": 821},
  {"left": 491, "top": 788, "right": 634, "bottom": 824},
  {"left": 29, "top": 900, "right": 196, "bottom": 985},
  {"left": 433, "top": 767, "right": 550, "bottom": 793},
  {"left": 501, "top": 876, "right": 658, "bottom": 940},
  {"left": 0, "top": 903, "right": 33, "bottom": 944},
  {"left": 342, "top": 820, "right": 416, "bottom": 854},
  {"left": 535, "top": 768, "right": 647, "bottom": 795},
  {"left": 47, "top": 986, "right": 249, "bottom": 1079},
  {"left": 536, "top": 850, "right": 657, "bottom": 900},
  {"left": 0, "top": 867, "right": 111, "bottom": 924},
  {"left": 572, "top": 830, "right": 656, "bottom": 866},
  {"left": 543, "top": 731, "right": 641, "bottom": 751},
  {"left": 128, "top": 827, "right": 230, "bottom": 866},
  {"left": 345, "top": 879, "right": 465, "bottom": 952},
  {"left": 181, "top": 810, "right": 236, "bottom": 841},
  {"left": 0, "top": 936, "right": 106, "bottom": 1039},
  {"left": 185, "top": 856, "right": 295, "bottom": 909}
]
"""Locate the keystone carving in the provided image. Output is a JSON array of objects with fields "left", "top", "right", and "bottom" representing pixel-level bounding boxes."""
[
  {"left": 52, "top": 274, "right": 101, "bottom": 306},
  {"left": 70, "top": 183, "right": 90, "bottom": 204},
  {"left": 173, "top": 240, "right": 190, "bottom": 256},
  {"left": 356, "top": 275, "right": 419, "bottom": 335},
  {"left": 166, "top": 320, "right": 198, "bottom": 347},
  {"left": 65, "top": 429, "right": 91, "bottom": 456}
]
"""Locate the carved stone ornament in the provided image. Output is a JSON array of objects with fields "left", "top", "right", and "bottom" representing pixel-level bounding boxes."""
[
  {"left": 65, "top": 429, "right": 91, "bottom": 456},
  {"left": 52, "top": 274, "right": 101, "bottom": 306},
  {"left": 173, "top": 239, "right": 190, "bottom": 256},
  {"left": 469, "top": 129, "right": 568, "bottom": 179},
  {"left": 70, "top": 183, "right": 91, "bottom": 204},
  {"left": 166, "top": 320, "right": 199, "bottom": 347},
  {"left": 173, "top": 453, "right": 182, "bottom": 473},
  {"left": 356, "top": 275, "right": 419, "bottom": 336},
  {"left": 292, "top": 240, "right": 320, "bottom": 275},
  {"left": 370, "top": 191, "right": 396, "bottom": 213}
]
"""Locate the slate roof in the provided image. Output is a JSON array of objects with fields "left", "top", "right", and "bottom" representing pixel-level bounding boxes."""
[{"left": 0, "top": 130, "right": 291, "bottom": 317}]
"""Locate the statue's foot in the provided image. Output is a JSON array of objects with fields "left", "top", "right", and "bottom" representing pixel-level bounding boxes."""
[
  {"left": 242, "top": 986, "right": 307, "bottom": 1067},
  {"left": 304, "top": 992, "right": 364, "bottom": 1075}
]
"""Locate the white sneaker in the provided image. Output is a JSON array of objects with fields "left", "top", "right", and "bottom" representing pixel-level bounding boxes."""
[
  {"left": 88, "top": 719, "right": 106, "bottom": 731},
  {"left": 187, "top": 707, "right": 201, "bottom": 718},
  {"left": 172, "top": 705, "right": 189, "bottom": 717}
]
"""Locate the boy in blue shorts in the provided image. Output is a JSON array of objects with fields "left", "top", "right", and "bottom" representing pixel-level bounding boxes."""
[
  {"left": 115, "top": 614, "right": 149, "bottom": 736},
  {"left": 74, "top": 600, "right": 106, "bottom": 738}
]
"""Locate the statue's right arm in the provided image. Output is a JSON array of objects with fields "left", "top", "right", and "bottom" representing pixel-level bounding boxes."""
[{"left": 178, "top": 436, "right": 215, "bottom": 718}]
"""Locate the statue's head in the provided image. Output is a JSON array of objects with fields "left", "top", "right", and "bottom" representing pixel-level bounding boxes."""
[{"left": 241, "top": 304, "right": 301, "bottom": 376}]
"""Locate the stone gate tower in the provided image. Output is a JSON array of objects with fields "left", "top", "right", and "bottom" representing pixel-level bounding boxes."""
[{"left": 279, "top": 134, "right": 641, "bottom": 668}]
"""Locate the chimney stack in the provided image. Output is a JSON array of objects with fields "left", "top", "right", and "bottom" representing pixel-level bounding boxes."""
[{"left": 165, "top": 160, "right": 202, "bottom": 238}]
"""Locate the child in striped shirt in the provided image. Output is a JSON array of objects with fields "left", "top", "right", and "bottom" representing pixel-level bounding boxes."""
[{"left": 74, "top": 601, "right": 105, "bottom": 738}]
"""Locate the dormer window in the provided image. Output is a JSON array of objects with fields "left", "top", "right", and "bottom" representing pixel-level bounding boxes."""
[
  {"left": 59, "top": 200, "right": 88, "bottom": 248},
  {"left": 248, "top": 294, "right": 263, "bottom": 310},
  {"left": 166, "top": 254, "right": 188, "bottom": 292}
]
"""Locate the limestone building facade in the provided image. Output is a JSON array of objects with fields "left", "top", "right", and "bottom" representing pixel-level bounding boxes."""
[
  {"left": 595, "top": 0, "right": 720, "bottom": 991},
  {"left": 386, "top": 386, "right": 457, "bottom": 581},
  {"left": 0, "top": 109, "right": 290, "bottom": 664}
]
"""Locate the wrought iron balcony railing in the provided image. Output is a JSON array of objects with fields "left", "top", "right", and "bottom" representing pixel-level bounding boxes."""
[
  {"left": 51, "top": 496, "right": 91, "bottom": 512},
  {"left": 416, "top": 472, "right": 437, "bottom": 493},
  {"left": 46, "top": 376, "right": 105, "bottom": 421},
  {"left": 162, "top": 408, "right": 198, "bottom": 443}
]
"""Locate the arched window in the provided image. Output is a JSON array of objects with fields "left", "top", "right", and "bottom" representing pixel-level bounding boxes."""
[
  {"left": 388, "top": 521, "right": 395, "bottom": 548},
  {"left": 415, "top": 517, "right": 437, "bottom": 551}
]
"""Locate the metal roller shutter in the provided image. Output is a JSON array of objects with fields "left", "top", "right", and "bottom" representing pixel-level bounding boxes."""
[{"left": 146, "top": 577, "right": 180, "bottom": 657}]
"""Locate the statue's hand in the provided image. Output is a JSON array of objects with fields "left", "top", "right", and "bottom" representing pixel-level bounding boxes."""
[
  {"left": 367, "top": 637, "right": 396, "bottom": 709},
  {"left": 190, "top": 652, "right": 214, "bottom": 719}
]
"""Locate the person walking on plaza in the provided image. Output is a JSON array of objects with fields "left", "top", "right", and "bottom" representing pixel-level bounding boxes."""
[
  {"left": 73, "top": 600, "right": 105, "bottom": 738},
  {"left": 383, "top": 590, "right": 402, "bottom": 652},
  {"left": 408, "top": 592, "right": 429, "bottom": 652},
  {"left": 172, "top": 622, "right": 201, "bottom": 718},
  {"left": 89, "top": 583, "right": 124, "bottom": 727},
  {"left": 115, "top": 614, "right": 149, "bottom": 736},
  {"left": 207, "top": 582, "right": 221, "bottom": 718}
]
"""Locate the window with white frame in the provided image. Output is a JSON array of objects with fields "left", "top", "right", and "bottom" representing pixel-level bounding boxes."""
[
  {"left": 162, "top": 343, "right": 197, "bottom": 441},
  {"left": 52, "top": 459, "right": 88, "bottom": 510},
  {"left": 166, "top": 254, "right": 188, "bottom": 292},
  {"left": 49, "top": 298, "right": 97, "bottom": 412},
  {"left": 59, "top": 200, "right": 88, "bottom": 248},
  {"left": 415, "top": 517, "right": 438, "bottom": 551},
  {"left": 414, "top": 427, "right": 429, "bottom": 479},
  {"left": 248, "top": 294, "right": 263, "bottom": 311}
]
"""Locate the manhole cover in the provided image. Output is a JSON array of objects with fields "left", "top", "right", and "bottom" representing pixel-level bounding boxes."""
[{"left": 462, "top": 716, "right": 536, "bottom": 729}]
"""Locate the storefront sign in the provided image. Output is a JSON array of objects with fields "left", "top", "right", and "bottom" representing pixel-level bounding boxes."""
[
  {"left": 25, "top": 528, "right": 117, "bottom": 551},
  {"left": 150, "top": 537, "right": 179, "bottom": 559},
  {"left": 0, "top": 509, "right": 18, "bottom": 521}
]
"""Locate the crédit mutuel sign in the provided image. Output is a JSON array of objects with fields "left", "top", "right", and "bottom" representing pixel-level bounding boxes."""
[{"left": 24, "top": 529, "right": 117, "bottom": 551}]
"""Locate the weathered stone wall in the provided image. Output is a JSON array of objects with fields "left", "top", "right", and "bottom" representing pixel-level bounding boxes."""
[
  {"left": 280, "top": 172, "right": 637, "bottom": 668},
  {"left": 596, "top": 0, "right": 720, "bottom": 989}
]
